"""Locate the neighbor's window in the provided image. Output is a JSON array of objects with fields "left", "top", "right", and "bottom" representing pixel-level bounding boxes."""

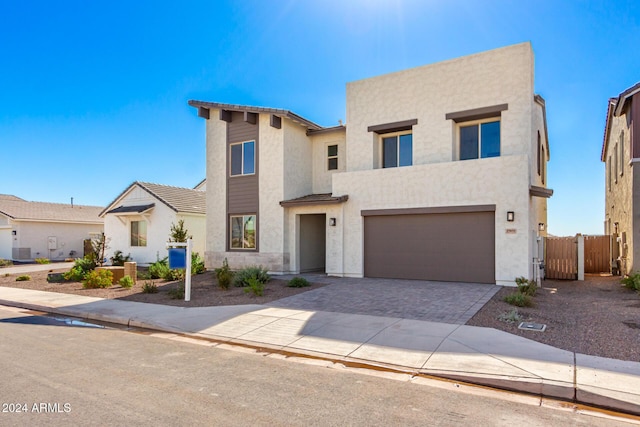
[
  {"left": 230, "top": 215, "right": 256, "bottom": 249},
  {"left": 328, "top": 145, "right": 338, "bottom": 170},
  {"left": 382, "top": 133, "right": 412, "bottom": 168},
  {"left": 130, "top": 220, "right": 147, "bottom": 247},
  {"left": 459, "top": 120, "right": 500, "bottom": 160},
  {"left": 230, "top": 140, "right": 255, "bottom": 176}
]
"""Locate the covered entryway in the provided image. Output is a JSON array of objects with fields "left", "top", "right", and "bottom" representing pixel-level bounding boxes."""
[
  {"left": 362, "top": 206, "right": 495, "bottom": 284},
  {"left": 299, "top": 214, "right": 326, "bottom": 273}
]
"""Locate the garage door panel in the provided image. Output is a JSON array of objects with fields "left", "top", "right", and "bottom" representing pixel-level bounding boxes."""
[{"left": 364, "top": 212, "right": 495, "bottom": 283}]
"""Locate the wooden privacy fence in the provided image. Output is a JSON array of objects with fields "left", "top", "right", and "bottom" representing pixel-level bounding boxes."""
[
  {"left": 545, "top": 236, "right": 577, "bottom": 280},
  {"left": 584, "top": 235, "right": 610, "bottom": 274}
]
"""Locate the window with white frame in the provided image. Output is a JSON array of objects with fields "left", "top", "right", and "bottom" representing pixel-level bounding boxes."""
[
  {"left": 459, "top": 119, "right": 500, "bottom": 160},
  {"left": 382, "top": 132, "right": 412, "bottom": 168},
  {"left": 230, "top": 215, "right": 256, "bottom": 249},
  {"left": 327, "top": 145, "right": 338, "bottom": 170},
  {"left": 130, "top": 220, "right": 147, "bottom": 247},
  {"left": 230, "top": 140, "right": 255, "bottom": 176}
]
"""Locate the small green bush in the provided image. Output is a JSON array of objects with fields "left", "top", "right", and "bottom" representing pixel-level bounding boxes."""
[
  {"left": 517, "top": 280, "right": 538, "bottom": 297},
  {"left": 244, "top": 277, "right": 264, "bottom": 296},
  {"left": 233, "top": 265, "right": 270, "bottom": 287},
  {"left": 622, "top": 273, "right": 640, "bottom": 293},
  {"left": 16, "top": 275, "right": 31, "bottom": 281},
  {"left": 168, "top": 284, "right": 185, "bottom": 299},
  {"left": 191, "top": 252, "right": 206, "bottom": 275},
  {"left": 119, "top": 275, "right": 134, "bottom": 289},
  {"left": 74, "top": 256, "right": 96, "bottom": 274},
  {"left": 110, "top": 250, "right": 131, "bottom": 266},
  {"left": 35, "top": 258, "right": 50, "bottom": 264},
  {"left": 0, "top": 259, "right": 13, "bottom": 267},
  {"left": 287, "top": 277, "right": 310, "bottom": 288},
  {"left": 63, "top": 266, "right": 86, "bottom": 282},
  {"left": 149, "top": 258, "right": 170, "bottom": 279},
  {"left": 162, "top": 268, "right": 184, "bottom": 281},
  {"left": 142, "top": 280, "right": 158, "bottom": 294},
  {"left": 498, "top": 308, "right": 522, "bottom": 323},
  {"left": 503, "top": 292, "right": 533, "bottom": 307},
  {"left": 214, "top": 258, "right": 233, "bottom": 290},
  {"left": 82, "top": 270, "right": 113, "bottom": 289}
]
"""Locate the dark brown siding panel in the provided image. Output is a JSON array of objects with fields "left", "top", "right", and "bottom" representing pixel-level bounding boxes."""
[
  {"left": 228, "top": 177, "right": 259, "bottom": 213},
  {"left": 228, "top": 112, "right": 257, "bottom": 143},
  {"left": 445, "top": 104, "right": 508, "bottom": 123},
  {"left": 368, "top": 119, "right": 418, "bottom": 134},
  {"left": 364, "top": 211, "right": 495, "bottom": 283},
  {"left": 632, "top": 95, "right": 640, "bottom": 158}
]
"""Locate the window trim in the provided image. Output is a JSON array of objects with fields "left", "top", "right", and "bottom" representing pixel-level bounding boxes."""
[
  {"left": 130, "top": 220, "right": 147, "bottom": 247},
  {"left": 229, "top": 214, "right": 257, "bottom": 250},
  {"left": 614, "top": 143, "right": 618, "bottom": 183},
  {"left": 327, "top": 144, "right": 338, "bottom": 171},
  {"left": 380, "top": 130, "right": 413, "bottom": 168},
  {"left": 229, "top": 140, "right": 256, "bottom": 177},
  {"left": 620, "top": 131, "right": 625, "bottom": 177},
  {"left": 457, "top": 117, "right": 501, "bottom": 161}
]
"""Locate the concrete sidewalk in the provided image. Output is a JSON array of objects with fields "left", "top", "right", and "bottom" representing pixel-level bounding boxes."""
[
  {"left": 0, "top": 286, "right": 638, "bottom": 416},
  {"left": 0, "top": 262, "right": 74, "bottom": 275}
]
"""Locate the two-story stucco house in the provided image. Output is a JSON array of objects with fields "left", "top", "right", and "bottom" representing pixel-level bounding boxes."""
[
  {"left": 602, "top": 81, "right": 640, "bottom": 275},
  {"left": 190, "top": 42, "right": 551, "bottom": 285}
]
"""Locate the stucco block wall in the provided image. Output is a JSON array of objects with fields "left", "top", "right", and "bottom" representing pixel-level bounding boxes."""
[
  {"left": 310, "top": 131, "right": 347, "bottom": 193},
  {"left": 204, "top": 111, "right": 228, "bottom": 268},
  {"left": 345, "top": 42, "right": 534, "bottom": 173},
  {"left": 11, "top": 221, "right": 102, "bottom": 261},
  {"left": 332, "top": 155, "right": 531, "bottom": 284},
  {"left": 604, "top": 112, "right": 633, "bottom": 273}
]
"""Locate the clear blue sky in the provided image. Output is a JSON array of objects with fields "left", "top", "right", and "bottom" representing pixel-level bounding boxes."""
[{"left": 1, "top": 1, "right": 638, "bottom": 236}]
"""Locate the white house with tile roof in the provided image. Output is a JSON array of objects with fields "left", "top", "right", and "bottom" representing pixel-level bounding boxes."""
[
  {"left": 100, "top": 182, "right": 206, "bottom": 264},
  {"left": 0, "top": 194, "right": 104, "bottom": 261}
]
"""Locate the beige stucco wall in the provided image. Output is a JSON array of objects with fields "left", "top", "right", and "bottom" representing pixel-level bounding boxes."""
[
  {"left": 332, "top": 155, "right": 531, "bottom": 284},
  {"left": 11, "top": 221, "right": 103, "bottom": 261},
  {"left": 0, "top": 226, "right": 12, "bottom": 259},
  {"left": 345, "top": 42, "right": 533, "bottom": 173},
  {"left": 104, "top": 186, "right": 205, "bottom": 265},
  {"left": 604, "top": 111, "right": 633, "bottom": 273},
  {"left": 309, "top": 130, "right": 347, "bottom": 193}
]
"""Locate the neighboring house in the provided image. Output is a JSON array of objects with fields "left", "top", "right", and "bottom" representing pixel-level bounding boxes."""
[
  {"left": 194, "top": 178, "right": 206, "bottom": 191},
  {"left": 602, "top": 81, "right": 640, "bottom": 275},
  {"left": 0, "top": 194, "right": 103, "bottom": 261},
  {"left": 189, "top": 42, "right": 551, "bottom": 285},
  {"left": 100, "top": 182, "right": 206, "bottom": 264}
]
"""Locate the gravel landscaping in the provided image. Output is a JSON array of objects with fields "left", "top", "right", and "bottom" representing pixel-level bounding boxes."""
[{"left": 1, "top": 265, "right": 638, "bottom": 362}]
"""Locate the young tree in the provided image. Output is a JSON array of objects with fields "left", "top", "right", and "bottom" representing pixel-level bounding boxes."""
[
  {"left": 169, "top": 219, "right": 192, "bottom": 243},
  {"left": 91, "top": 232, "right": 110, "bottom": 267}
]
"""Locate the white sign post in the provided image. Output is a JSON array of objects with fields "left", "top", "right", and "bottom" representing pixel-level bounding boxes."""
[{"left": 166, "top": 238, "right": 193, "bottom": 302}]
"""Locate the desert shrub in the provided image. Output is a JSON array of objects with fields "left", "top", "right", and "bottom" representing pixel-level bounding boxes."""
[
  {"left": 287, "top": 277, "right": 310, "bottom": 288},
  {"left": 233, "top": 265, "right": 270, "bottom": 287},
  {"left": 622, "top": 273, "right": 640, "bottom": 293},
  {"left": 162, "top": 268, "right": 184, "bottom": 281},
  {"left": 74, "top": 256, "right": 96, "bottom": 273},
  {"left": 138, "top": 271, "right": 152, "bottom": 280},
  {"left": 168, "top": 284, "right": 185, "bottom": 299},
  {"left": 503, "top": 292, "right": 533, "bottom": 307},
  {"left": 142, "top": 280, "right": 158, "bottom": 294},
  {"left": 215, "top": 258, "right": 234, "bottom": 290},
  {"left": 110, "top": 250, "right": 131, "bottom": 266},
  {"left": 498, "top": 308, "right": 522, "bottom": 323},
  {"left": 191, "top": 252, "right": 206, "bottom": 275},
  {"left": 119, "top": 275, "right": 134, "bottom": 289},
  {"left": 244, "top": 277, "right": 264, "bottom": 297},
  {"left": 169, "top": 219, "right": 191, "bottom": 243},
  {"left": 82, "top": 270, "right": 113, "bottom": 289},
  {"left": 46, "top": 273, "right": 66, "bottom": 283},
  {"left": 517, "top": 280, "right": 537, "bottom": 296},
  {"left": 0, "top": 259, "right": 13, "bottom": 267},
  {"left": 63, "top": 266, "right": 86, "bottom": 282},
  {"left": 16, "top": 275, "right": 31, "bottom": 281},
  {"left": 149, "top": 258, "right": 170, "bottom": 279},
  {"left": 35, "top": 258, "right": 50, "bottom": 264}
]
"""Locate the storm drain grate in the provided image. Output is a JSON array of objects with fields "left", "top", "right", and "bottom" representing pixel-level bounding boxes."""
[{"left": 518, "top": 322, "right": 546, "bottom": 332}]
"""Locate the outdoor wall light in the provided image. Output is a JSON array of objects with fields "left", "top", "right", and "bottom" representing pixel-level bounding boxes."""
[
  {"left": 538, "top": 223, "right": 545, "bottom": 231},
  {"left": 12, "top": 230, "right": 16, "bottom": 235},
  {"left": 329, "top": 218, "right": 336, "bottom": 226},
  {"left": 507, "top": 211, "right": 515, "bottom": 222}
]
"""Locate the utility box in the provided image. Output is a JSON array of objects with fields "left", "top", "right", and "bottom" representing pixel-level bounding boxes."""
[{"left": 48, "top": 236, "right": 57, "bottom": 250}]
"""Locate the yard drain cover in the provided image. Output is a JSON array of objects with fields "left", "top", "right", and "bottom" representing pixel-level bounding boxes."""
[{"left": 518, "top": 322, "right": 546, "bottom": 332}]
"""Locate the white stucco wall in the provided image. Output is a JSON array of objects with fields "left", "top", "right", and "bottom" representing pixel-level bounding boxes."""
[
  {"left": 11, "top": 221, "right": 103, "bottom": 261},
  {"left": 310, "top": 130, "right": 347, "bottom": 194},
  {"left": 0, "top": 226, "right": 12, "bottom": 259},
  {"left": 104, "top": 186, "right": 206, "bottom": 265}
]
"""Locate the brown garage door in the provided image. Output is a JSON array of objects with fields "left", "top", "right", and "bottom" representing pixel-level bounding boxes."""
[{"left": 363, "top": 208, "right": 495, "bottom": 284}]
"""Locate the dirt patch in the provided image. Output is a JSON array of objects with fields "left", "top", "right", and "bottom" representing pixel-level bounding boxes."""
[
  {"left": 0, "top": 267, "right": 327, "bottom": 308},
  {"left": 467, "top": 274, "right": 640, "bottom": 362}
]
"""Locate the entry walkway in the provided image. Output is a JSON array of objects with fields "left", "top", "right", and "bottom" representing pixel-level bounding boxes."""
[{"left": 272, "top": 274, "right": 500, "bottom": 324}]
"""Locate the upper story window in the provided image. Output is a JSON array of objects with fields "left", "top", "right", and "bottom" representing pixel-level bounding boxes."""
[
  {"left": 382, "top": 133, "right": 412, "bottom": 168},
  {"left": 459, "top": 119, "right": 500, "bottom": 160},
  {"left": 130, "top": 220, "right": 147, "bottom": 247},
  {"left": 327, "top": 145, "right": 338, "bottom": 170},
  {"left": 230, "top": 140, "right": 255, "bottom": 176}
]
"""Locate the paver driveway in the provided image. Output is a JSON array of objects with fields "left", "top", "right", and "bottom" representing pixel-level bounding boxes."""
[{"left": 269, "top": 274, "right": 501, "bottom": 325}]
